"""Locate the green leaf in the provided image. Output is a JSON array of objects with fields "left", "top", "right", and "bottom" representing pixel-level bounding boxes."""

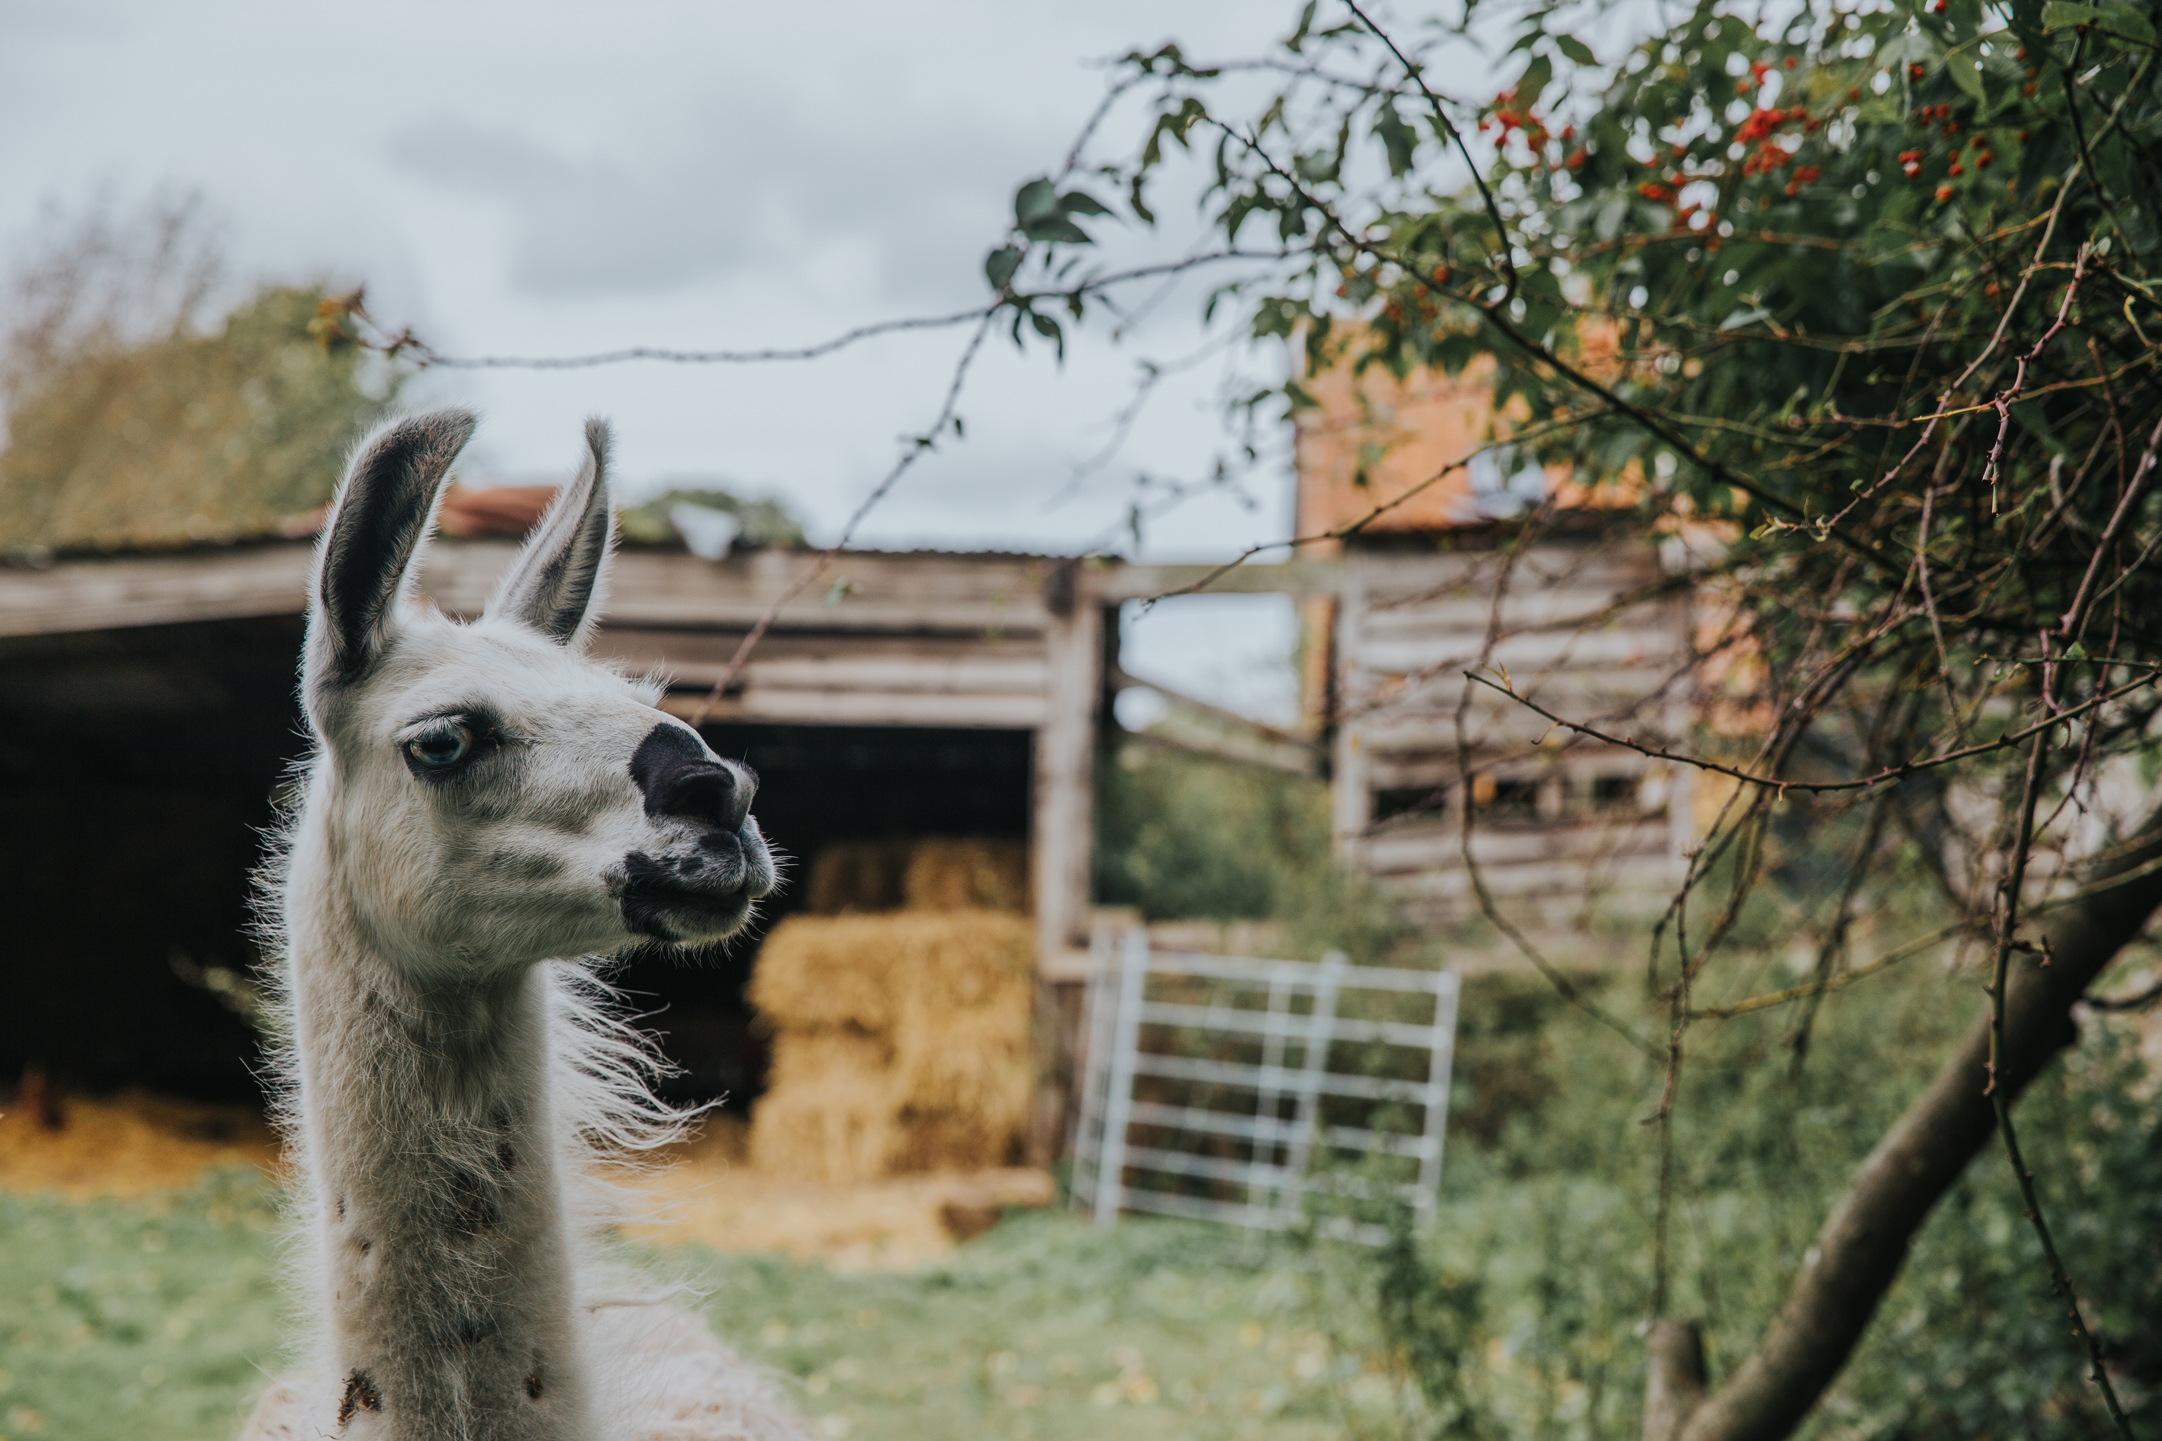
[
  {"left": 1947, "top": 50, "right": 1984, "bottom": 103},
  {"left": 1058, "top": 189, "right": 1111, "bottom": 217},
  {"left": 1285, "top": 0, "right": 1317, "bottom": 52},
  {"left": 1554, "top": 35, "right": 1596, "bottom": 65},
  {"left": 1376, "top": 106, "right": 1416, "bottom": 177},
  {"left": 1128, "top": 174, "right": 1156, "bottom": 226},
  {"left": 983, "top": 246, "right": 1022, "bottom": 293},
  {"left": 1516, "top": 53, "right": 1554, "bottom": 108},
  {"left": 1029, "top": 310, "right": 1064, "bottom": 358},
  {"left": 2040, "top": 1, "right": 2103, "bottom": 30},
  {"left": 1022, "top": 214, "right": 1092, "bottom": 245},
  {"left": 1013, "top": 178, "right": 1059, "bottom": 225},
  {"left": 2101, "top": 2, "right": 2156, "bottom": 42}
]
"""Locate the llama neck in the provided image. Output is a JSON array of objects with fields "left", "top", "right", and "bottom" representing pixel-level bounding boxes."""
[{"left": 288, "top": 903, "right": 594, "bottom": 1441}]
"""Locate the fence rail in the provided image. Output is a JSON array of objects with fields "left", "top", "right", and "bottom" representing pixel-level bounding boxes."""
[{"left": 1069, "top": 934, "right": 1460, "bottom": 1241}]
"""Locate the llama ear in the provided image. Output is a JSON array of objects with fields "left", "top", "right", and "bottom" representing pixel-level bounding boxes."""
[
  {"left": 485, "top": 418, "right": 614, "bottom": 648},
  {"left": 307, "top": 409, "right": 475, "bottom": 691}
]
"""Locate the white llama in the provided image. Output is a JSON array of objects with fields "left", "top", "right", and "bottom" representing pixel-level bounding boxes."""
[{"left": 242, "top": 410, "right": 811, "bottom": 1441}]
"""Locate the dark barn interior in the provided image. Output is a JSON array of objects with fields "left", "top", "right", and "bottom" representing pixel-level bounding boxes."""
[
  {"left": 0, "top": 616, "right": 1034, "bottom": 1111},
  {"left": 621, "top": 720, "right": 1033, "bottom": 1105}
]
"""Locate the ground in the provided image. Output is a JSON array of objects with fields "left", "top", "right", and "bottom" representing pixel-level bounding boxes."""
[{"left": 0, "top": 1095, "right": 1366, "bottom": 1441}]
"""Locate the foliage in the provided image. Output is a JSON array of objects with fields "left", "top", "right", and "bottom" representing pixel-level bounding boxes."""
[
  {"left": 1033, "top": 0, "right": 2162, "bottom": 979},
  {"left": 991, "top": 0, "right": 2162, "bottom": 1421},
  {"left": 1094, "top": 743, "right": 1332, "bottom": 922},
  {"left": 0, "top": 197, "right": 401, "bottom": 557},
  {"left": 616, "top": 486, "right": 807, "bottom": 550},
  {"left": 1308, "top": 966, "right": 2162, "bottom": 1438}
]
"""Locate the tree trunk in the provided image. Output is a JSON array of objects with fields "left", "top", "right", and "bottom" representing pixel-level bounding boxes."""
[
  {"left": 1678, "top": 804, "right": 2162, "bottom": 1441},
  {"left": 1643, "top": 1319, "right": 1707, "bottom": 1441}
]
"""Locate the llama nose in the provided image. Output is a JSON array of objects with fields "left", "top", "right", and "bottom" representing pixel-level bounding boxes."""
[
  {"left": 629, "top": 723, "right": 755, "bottom": 831},
  {"left": 652, "top": 762, "right": 750, "bottom": 829}
]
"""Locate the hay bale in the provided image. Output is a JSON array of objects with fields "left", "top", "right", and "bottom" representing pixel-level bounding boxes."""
[
  {"left": 802, "top": 839, "right": 914, "bottom": 915},
  {"left": 748, "top": 911, "right": 1035, "bottom": 1182},
  {"left": 901, "top": 837, "right": 1030, "bottom": 913},
  {"left": 804, "top": 836, "right": 1030, "bottom": 916},
  {"left": 749, "top": 1031, "right": 905, "bottom": 1183}
]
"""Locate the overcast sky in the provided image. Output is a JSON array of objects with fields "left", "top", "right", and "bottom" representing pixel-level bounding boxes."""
[{"left": 0, "top": 0, "right": 1504, "bottom": 720}]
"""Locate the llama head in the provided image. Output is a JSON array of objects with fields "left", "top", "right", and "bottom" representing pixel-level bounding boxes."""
[{"left": 298, "top": 409, "right": 775, "bottom": 974}]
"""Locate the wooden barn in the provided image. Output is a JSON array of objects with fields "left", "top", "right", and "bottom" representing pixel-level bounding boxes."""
[
  {"left": 0, "top": 513, "right": 1118, "bottom": 1145},
  {"left": 1291, "top": 350, "right": 1698, "bottom": 933}
]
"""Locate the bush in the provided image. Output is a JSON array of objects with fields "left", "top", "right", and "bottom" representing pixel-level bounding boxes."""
[
  {"left": 0, "top": 195, "right": 400, "bottom": 557},
  {"left": 1306, "top": 966, "right": 2162, "bottom": 1438},
  {"left": 1094, "top": 745, "right": 1330, "bottom": 922}
]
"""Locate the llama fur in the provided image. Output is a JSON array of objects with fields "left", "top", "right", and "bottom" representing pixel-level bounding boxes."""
[{"left": 241, "top": 410, "right": 812, "bottom": 1441}]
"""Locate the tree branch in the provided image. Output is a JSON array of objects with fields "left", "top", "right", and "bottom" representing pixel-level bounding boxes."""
[{"left": 1677, "top": 801, "right": 2162, "bottom": 1441}]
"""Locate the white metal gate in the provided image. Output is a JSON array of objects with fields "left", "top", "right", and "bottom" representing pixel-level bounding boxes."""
[{"left": 1069, "top": 932, "right": 1460, "bottom": 1239}]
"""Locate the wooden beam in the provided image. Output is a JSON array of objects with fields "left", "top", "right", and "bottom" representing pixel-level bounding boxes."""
[
  {"left": 1032, "top": 594, "right": 1102, "bottom": 962},
  {"left": 0, "top": 541, "right": 1070, "bottom": 640},
  {"left": 1027, "top": 587, "right": 1102, "bottom": 1167},
  {"left": 0, "top": 545, "right": 315, "bottom": 638},
  {"left": 1116, "top": 724, "right": 1319, "bottom": 778},
  {"left": 641, "top": 654, "right": 1050, "bottom": 696},
  {"left": 1109, "top": 665, "right": 1310, "bottom": 749},
  {"left": 659, "top": 688, "right": 1046, "bottom": 729},
  {"left": 1092, "top": 559, "right": 1344, "bottom": 602}
]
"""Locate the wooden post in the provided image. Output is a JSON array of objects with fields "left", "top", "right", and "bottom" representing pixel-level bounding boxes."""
[{"left": 1027, "top": 563, "right": 1103, "bottom": 1163}]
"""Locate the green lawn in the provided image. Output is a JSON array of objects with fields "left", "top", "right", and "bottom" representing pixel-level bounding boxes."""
[
  {"left": 0, "top": 1171, "right": 285, "bottom": 1441},
  {"left": 9, "top": 960, "right": 2152, "bottom": 1441},
  {"left": 0, "top": 1170, "right": 1370, "bottom": 1441}
]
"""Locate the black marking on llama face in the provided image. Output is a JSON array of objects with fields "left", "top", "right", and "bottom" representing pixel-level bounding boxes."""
[
  {"left": 317, "top": 412, "right": 475, "bottom": 683},
  {"left": 525, "top": 1369, "right": 544, "bottom": 1400},
  {"left": 617, "top": 851, "right": 754, "bottom": 940},
  {"left": 338, "top": 1368, "right": 382, "bottom": 1426}
]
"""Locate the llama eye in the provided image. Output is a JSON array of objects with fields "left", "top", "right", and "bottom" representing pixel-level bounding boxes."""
[{"left": 406, "top": 722, "right": 474, "bottom": 771}]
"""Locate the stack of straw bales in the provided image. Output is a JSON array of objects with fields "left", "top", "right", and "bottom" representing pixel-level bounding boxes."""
[
  {"left": 802, "top": 836, "right": 1028, "bottom": 916},
  {"left": 749, "top": 835, "right": 1034, "bottom": 1183}
]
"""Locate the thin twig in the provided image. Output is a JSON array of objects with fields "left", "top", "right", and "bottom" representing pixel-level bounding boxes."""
[
  {"left": 682, "top": 312, "right": 998, "bottom": 726},
  {"left": 1984, "top": 724, "right": 2136, "bottom": 1434},
  {"left": 1463, "top": 669, "right": 2162, "bottom": 797}
]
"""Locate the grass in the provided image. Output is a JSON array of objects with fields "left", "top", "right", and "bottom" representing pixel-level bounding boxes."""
[
  {"left": 0, "top": 1169, "right": 1363, "bottom": 1441},
  {"left": 4, "top": 960, "right": 2153, "bottom": 1440},
  {"left": 0, "top": 1169, "right": 284, "bottom": 1441},
  {"left": 678, "top": 1215, "right": 1354, "bottom": 1441}
]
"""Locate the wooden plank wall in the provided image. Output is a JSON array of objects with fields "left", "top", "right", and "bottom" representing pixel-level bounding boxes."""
[
  {"left": 0, "top": 541, "right": 1073, "bottom": 729},
  {"left": 1332, "top": 533, "right": 1694, "bottom": 928}
]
